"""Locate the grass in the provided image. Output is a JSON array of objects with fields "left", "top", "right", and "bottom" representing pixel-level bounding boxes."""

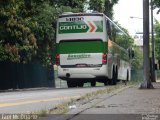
[
  {"left": 128, "top": 79, "right": 143, "bottom": 85},
  {"left": 95, "top": 82, "right": 104, "bottom": 87}
]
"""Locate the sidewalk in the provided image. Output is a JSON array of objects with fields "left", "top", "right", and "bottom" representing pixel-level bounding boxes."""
[
  {"left": 77, "top": 82, "right": 160, "bottom": 114},
  {"left": 39, "top": 82, "right": 160, "bottom": 120}
]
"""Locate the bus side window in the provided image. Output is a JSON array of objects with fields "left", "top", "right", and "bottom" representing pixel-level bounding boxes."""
[
  {"left": 106, "top": 20, "right": 117, "bottom": 42},
  {"left": 112, "top": 25, "right": 117, "bottom": 42},
  {"left": 106, "top": 20, "right": 111, "bottom": 39}
]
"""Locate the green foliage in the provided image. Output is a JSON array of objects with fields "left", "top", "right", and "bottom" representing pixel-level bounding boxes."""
[
  {"left": 114, "top": 24, "right": 134, "bottom": 49},
  {"left": 28, "top": 0, "right": 86, "bottom": 64},
  {"left": 104, "top": 0, "right": 119, "bottom": 19},
  {"left": 0, "top": 0, "right": 37, "bottom": 63},
  {"left": 131, "top": 46, "right": 143, "bottom": 69},
  {"left": 52, "top": 0, "right": 86, "bottom": 11},
  {"left": 0, "top": 0, "right": 86, "bottom": 64},
  {"left": 153, "top": 0, "right": 160, "bottom": 14},
  {"left": 89, "top": 0, "right": 119, "bottom": 18},
  {"left": 29, "top": 3, "right": 57, "bottom": 64},
  {"left": 89, "top": 0, "right": 104, "bottom": 12},
  {"left": 0, "top": 44, "right": 10, "bottom": 62},
  {"left": 154, "top": 19, "right": 160, "bottom": 60}
]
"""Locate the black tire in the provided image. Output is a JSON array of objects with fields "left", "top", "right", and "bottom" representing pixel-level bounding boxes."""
[
  {"left": 108, "top": 78, "right": 112, "bottom": 85},
  {"left": 104, "top": 82, "right": 108, "bottom": 86},
  {"left": 91, "top": 81, "right": 96, "bottom": 87},
  {"left": 77, "top": 82, "right": 84, "bottom": 87},
  {"left": 67, "top": 80, "right": 76, "bottom": 88},
  {"left": 125, "top": 71, "right": 129, "bottom": 85},
  {"left": 111, "top": 68, "right": 117, "bottom": 85},
  {"left": 103, "top": 78, "right": 108, "bottom": 86},
  {"left": 126, "top": 71, "right": 129, "bottom": 81},
  {"left": 112, "top": 75, "right": 117, "bottom": 85}
]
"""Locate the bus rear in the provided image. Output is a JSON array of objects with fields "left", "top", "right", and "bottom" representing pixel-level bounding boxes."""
[{"left": 56, "top": 13, "right": 108, "bottom": 87}]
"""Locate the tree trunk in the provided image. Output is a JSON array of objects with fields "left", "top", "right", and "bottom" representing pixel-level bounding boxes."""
[
  {"left": 139, "top": 0, "right": 154, "bottom": 89},
  {"left": 151, "top": 0, "right": 156, "bottom": 82}
]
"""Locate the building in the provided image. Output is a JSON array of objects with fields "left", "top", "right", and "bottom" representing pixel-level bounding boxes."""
[{"left": 133, "top": 32, "right": 143, "bottom": 51}]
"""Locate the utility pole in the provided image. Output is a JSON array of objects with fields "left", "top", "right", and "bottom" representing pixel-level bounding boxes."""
[
  {"left": 151, "top": 0, "right": 156, "bottom": 82},
  {"left": 139, "top": 0, "right": 154, "bottom": 89}
]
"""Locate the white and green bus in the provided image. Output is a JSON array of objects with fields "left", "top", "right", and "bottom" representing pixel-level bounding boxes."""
[{"left": 56, "top": 12, "right": 134, "bottom": 87}]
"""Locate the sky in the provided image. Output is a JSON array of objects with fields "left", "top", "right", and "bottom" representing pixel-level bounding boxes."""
[{"left": 113, "top": 0, "right": 160, "bottom": 35}]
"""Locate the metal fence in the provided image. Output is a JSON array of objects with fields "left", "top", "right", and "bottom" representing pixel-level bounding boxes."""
[
  {"left": 131, "top": 69, "right": 160, "bottom": 81},
  {"left": 131, "top": 69, "right": 143, "bottom": 81},
  {"left": 0, "top": 62, "right": 55, "bottom": 90},
  {"left": 156, "top": 70, "right": 160, "bottom": 80}
]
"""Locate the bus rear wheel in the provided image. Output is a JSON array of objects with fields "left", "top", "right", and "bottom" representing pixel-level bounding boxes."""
[
  {"left": 91, "top": 81, "right": 96, "bottom": 87},
  {"left": 77, "top": 82, "right": 84, "bottom": 87},
  {"left": 109, "top": 69, "right": 117, "bottom": 85},
  {"left": 103, "top": 78, "right": 108, "bottom": 86},
  {"left": 67, "top": 80, "right": 76, "bottom": 88},
  {"left": 124, "top": 71, "right": 129, "bottom": 85}
]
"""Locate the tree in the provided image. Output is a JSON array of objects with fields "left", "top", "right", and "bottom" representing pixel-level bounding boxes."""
[
  {"left": 104, "top": 0, "right": 119, "bottom": 19},
  {"left": 154, "top": 19, "right": 160, "bottom": 60},
  {"left": 139, "top": 0, "right": 154, "bottom": 89},
  {"left": 0, "top": 0, "right": 37, "bottom": 63},
  {"left": 52, "top": 0, "right": 86, "bottom": 11},
  {"left": 0, "top": 0, "right": 87, "bottom": 64},
  {"left": 153, "top": 0, "right": 160, "bottom": 13},
  {"left": 89, "top": 0, "right": 119, "bottom": 19},
  {"left": 89, "top": 0, "right": 104, "bottom": 12},
  {"left": 28, "top": 2, "right": 58, "bottom": 64},
  {"left": 28, "top": 0, "right": 86, "bottom": 64},
  {"left": 131, "top": 46, "right": 143, "bottom": 70}
]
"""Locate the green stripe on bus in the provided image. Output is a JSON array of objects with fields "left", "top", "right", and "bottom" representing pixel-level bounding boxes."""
[{"left": 56, "top": 41, "right": 107, "bottom": 54}]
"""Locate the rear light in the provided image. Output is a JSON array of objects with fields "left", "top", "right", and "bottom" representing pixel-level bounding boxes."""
[
  {"left": 56, "top": 54, "right": 60, "bottom": 65},
  {"left": 102, "top": 53, "right": 107, "bottom": 64}
]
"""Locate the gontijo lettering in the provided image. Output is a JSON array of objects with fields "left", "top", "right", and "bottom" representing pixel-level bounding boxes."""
[{"left": 58, "top": 20, "right": 103, "bottom": 34}]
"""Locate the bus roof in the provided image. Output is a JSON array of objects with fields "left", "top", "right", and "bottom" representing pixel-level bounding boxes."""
[{"left": 59, "top": 12, "right": 104, "bottom": 18}]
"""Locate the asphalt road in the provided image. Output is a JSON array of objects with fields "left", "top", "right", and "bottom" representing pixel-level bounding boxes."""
[{"left": 0, "top": 86, "right": 107, "bottom": 114}]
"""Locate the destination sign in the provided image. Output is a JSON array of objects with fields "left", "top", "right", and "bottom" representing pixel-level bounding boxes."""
[{"left": 58, "top": 20, "right": 103, "bottom": 34}]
